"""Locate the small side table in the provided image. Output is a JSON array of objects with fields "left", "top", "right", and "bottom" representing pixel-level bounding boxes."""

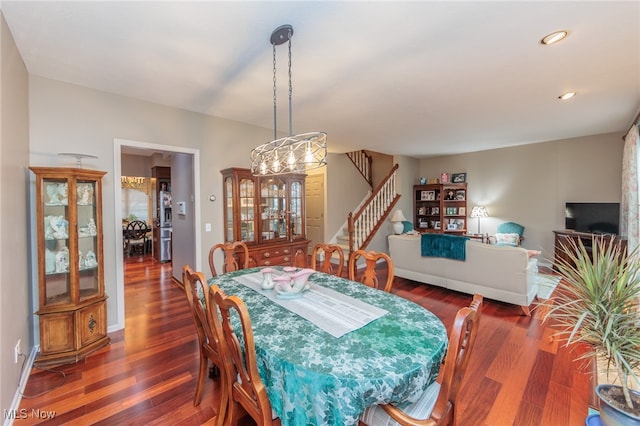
[{"left": 464, "top": 233, "right": 489, "bottom": 244}]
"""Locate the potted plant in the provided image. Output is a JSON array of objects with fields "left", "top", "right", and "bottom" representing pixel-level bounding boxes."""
[{"left": 541, "top": 236, "right": 640, "bottom": 425}]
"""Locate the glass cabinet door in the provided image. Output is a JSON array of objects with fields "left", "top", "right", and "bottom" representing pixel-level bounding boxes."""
[
  {"left": 224, "top": 177, "right": 234, "bottom": 242},
  {"left": 77, "top": 179, "right": 100, "bottom": 301},
  {"left": 239, "top": 177, "right": 256, "bottom": 242},
  {"left": 290, "top": 180, "right": 303, "bottom": 239},
  {"left": 260, "top": 177, "right": 287, "bottom": 241},
  {"left": 43, "top": 178, "right": 71, "bottom": 306}
]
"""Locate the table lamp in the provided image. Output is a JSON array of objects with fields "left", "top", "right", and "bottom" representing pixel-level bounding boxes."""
[
  {"left": 470, "top": 206, "right": 489, "bottom": 234},
  {"left": 390, "top": 210, "right": 408, "bottom": 234}
]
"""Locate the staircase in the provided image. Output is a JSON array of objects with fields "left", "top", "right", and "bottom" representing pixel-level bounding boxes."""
[
  {"left": 346, "top": 150, "right": 373, "bottom": 189},
  {"left": 347, "top": 163, "right": 400, "bottom": 253},
  {"left": 326, "top": 157, "right": 400, "bottom": 269}
]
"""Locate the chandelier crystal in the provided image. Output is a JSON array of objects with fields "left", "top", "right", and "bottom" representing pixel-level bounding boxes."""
[{"left": 250, "top": 24, "right": 327, "bottom": 176}]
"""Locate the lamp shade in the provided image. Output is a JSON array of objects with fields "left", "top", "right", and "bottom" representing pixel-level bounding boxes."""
[
  {"left": 470, "top": 206, "right": 489, "bottom": 218},
  {"left": 470, "top": 205, "right": 489, "bottom": 234},
  {"left": 390, "top": 210, "right": 407, "bottom": 223}
]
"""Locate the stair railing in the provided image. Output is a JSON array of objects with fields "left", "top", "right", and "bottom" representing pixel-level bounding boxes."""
[
  {"left": 347, "top": 164, "right": 400, "bottom": 253},
  {"left": 346, "top": 150, "right": 373, "bottom": 188}
]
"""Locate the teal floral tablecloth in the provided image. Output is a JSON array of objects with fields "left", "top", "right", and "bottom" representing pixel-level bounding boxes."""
[{"left": 208, "top": 268, "right": 447, "bottom": 426}]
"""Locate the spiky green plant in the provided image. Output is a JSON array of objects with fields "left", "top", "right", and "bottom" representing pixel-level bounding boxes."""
[{"left": 542, "top": 236, "right": 640, "bottom": 409}]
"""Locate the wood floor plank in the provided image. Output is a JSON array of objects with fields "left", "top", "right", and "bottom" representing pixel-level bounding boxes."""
[
  {"left": 484, "top": 328, "right": 539, "bottom": 424},
  {"left": 15, "top": 257, "right": 592, "bottom": 425}
]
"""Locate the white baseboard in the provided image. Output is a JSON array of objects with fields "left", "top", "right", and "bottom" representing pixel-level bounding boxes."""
[{"left": 3, "top": 346, "right": 37, "bottom": 426}]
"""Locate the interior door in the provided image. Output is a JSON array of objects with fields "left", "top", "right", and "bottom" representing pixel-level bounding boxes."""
[{"left": 305, "top": 173, "right": 324, "bottom": 253}]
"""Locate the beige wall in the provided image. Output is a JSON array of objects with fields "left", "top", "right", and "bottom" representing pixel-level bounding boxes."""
[
  {"left": 325, "top": 153, "right": 372, "bottom": 242},
  {"left": 28, "top": 75, "right": 274, "bottom": 332},
  {"left": 420, "top": 133, "right": 625, "bottom": 264},
  {"left": 1, "top": 12, "right": 30, "bottom": 416}
]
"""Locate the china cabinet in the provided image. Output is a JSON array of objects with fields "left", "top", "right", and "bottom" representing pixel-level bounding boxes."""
[
  {"left": 30, "top": 167, "right": 109, "bottom": 366},
  {"left": 221, "top": 168, "right": 309, "bottom": 267},
  {"left": 414, "top": 183, "right": 468, "bottom": 234}
]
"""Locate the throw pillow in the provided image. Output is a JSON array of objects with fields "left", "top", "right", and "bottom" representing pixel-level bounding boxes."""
[
  {"left": 402, "top": 221, "right": 414, "bottom": 233},
  {"left": 495, "top": 232, "right": 519, "bottom": 246}
]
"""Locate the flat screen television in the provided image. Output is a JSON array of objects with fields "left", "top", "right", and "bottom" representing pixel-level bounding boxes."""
[{"left": 565, "top": 202, "right": 620, "bottom": 235}]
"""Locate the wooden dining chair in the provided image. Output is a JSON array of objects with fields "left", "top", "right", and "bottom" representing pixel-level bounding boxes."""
[
  {"left": 311, "top": 243, "right": 345, "bottom": 277},
  {"left": 360, "top": 294, "right": 484, "bottom": 426},
  {"left": 211, "top": 287, "right": 280, "bottom": 426},
  {"left": 348, "top": 250, "right": 395, "bottom": 293},
  {"left": 124, "top": 220, "right": 149, "bottom": 256},
  {"left": 182, "top": 265, "right": 228, "bottom": 425},
  {"left": 208, "top": 241, "right": 249, "bottom": 277}
]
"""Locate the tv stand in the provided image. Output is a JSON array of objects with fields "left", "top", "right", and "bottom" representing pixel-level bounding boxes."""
[{"left": 553, "top": 230, "right": 627, "bottom": 271}]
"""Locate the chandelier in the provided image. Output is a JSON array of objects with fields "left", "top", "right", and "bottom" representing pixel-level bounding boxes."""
[{"left": 250, "top": 24, "right": 327, "bottom": 176}]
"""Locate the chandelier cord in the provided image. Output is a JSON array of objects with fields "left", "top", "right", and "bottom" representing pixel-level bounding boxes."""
[
  {"left": 273, "top": 42, "right": 277, "bottom": 141},
  {"left": 288, "top": 30, "right": 293, "bottom": 137}
]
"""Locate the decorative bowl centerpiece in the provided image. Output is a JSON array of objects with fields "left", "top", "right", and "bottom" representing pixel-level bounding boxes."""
[{"left": 273, "top": 268, "right": 315, "bottom": 299}]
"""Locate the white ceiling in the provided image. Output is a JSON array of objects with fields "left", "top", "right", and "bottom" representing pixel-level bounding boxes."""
[{"left": 2, "top": 1, "right": 639, "bottom": 158}]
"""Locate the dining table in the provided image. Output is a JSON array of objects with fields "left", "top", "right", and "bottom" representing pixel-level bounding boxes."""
[{"left": 207, "top": 267, "right": 448, "bottom": 426}]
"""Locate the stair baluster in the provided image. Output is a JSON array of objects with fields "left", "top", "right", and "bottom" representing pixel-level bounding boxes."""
[{"left": 348, "top": 164, "right": 400, "bottom": 253}]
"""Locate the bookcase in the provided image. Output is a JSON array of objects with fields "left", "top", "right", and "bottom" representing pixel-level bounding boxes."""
[{"left": 413, "top": 183, "right": 468, "bottom": 234}]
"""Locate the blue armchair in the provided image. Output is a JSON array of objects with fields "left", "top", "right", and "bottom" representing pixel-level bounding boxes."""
[{"left": 493, "top": 222, "right": 525, "bottom": 246}]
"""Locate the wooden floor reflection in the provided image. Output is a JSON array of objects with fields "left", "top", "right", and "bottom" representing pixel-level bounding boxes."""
[{"left": 16, "top": 256, "right": 592, "bottom": 425}]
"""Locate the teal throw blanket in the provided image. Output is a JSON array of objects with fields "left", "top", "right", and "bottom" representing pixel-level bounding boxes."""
[{"left": 421, "top": 233, "right": 469, "bottom": 261}]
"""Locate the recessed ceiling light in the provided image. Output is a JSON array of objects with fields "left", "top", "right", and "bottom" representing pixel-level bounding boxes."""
[
  {"left": 541, "top": 30, "right": 569, "bottom": 45},
  {"left": 559, "top": 92, "right": 576, "bottom": 100}
]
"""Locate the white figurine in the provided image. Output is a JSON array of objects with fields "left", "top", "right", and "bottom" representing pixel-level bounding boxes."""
[
  {"left": 87, "top": 218, "right": 97, "bottom": 236},
  {"left": 85, "top": 251, "right": 97, "bottom": 267},
  {"left": 55, "top": 246, "right": 69, "bottom": 273}
]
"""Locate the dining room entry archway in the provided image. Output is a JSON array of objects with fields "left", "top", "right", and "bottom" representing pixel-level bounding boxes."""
[{"left": 113, "top": 138, "right": 202, "bottom": 331}]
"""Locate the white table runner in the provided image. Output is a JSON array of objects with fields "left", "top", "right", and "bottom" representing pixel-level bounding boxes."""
[{"left": 233, "top": 272, "right": 388, "bottom": 338}]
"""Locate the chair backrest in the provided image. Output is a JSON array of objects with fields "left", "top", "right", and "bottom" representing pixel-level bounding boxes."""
[
  {"left": 431, "top": 294, "right": 483, "bottom": 424},
  {"left": 183, "top": 266, "right": 228, "bottom": 417},
  {"left": 182, "top": 266, "right": 221, "bottom": 360},
  {"left": 311, "top": 243, "right": 345, "bottom": 277},
  {"left": 348, "top": 250, "right": 394, "bottom": 293},
  {"left": 497, "top": 222, "right": 524, "bottom": 237},
  {"left": 126, "top": 220, "right": 148, "bottom": 240},
  {"left": 212, "top": 288, "right": 274, "bottom": 426},
  {"left": 208, "top": 241, "right": 250, "bottom": 277}
]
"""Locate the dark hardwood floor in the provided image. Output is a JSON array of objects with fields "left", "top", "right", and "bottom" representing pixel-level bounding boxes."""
[{"left": 16, "top": 255, "right": 593, "bottom": 425}]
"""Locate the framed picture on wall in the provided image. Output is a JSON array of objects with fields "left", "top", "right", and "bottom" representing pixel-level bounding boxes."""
[{"left": 452, "top": 172, "right": 467, "bottom": 183}]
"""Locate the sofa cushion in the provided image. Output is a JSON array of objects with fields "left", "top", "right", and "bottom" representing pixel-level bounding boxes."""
[
  {"left": 494, "top": 232, "right": 519, "bottom": 246},
  {"left": 402, "top": 221, "right": 414, "bottom": 233}
]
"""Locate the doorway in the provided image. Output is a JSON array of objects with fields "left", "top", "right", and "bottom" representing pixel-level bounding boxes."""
[
  {"left": 305, "top": 173, "right": 325, "bottom": 252},
  {"left": 113, "top": 138, "right": 201, "bottom": 331}
]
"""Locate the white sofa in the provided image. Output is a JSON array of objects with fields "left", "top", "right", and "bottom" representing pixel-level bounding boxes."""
[{"left": 388, "top": 234, "right": 539, "bottom": 314}]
